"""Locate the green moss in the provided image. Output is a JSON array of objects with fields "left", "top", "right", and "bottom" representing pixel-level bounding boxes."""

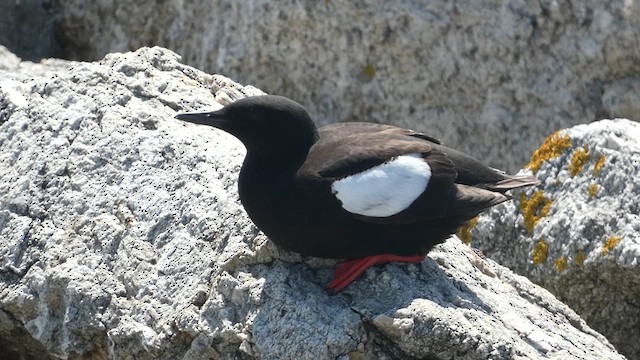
[{"left": 363, "top": 64, "right": 376, "bottom": 79}]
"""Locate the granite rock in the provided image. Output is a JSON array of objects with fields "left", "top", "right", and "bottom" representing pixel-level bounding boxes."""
[
  {"left": 470, "top": 119, "right": 640, "bottom": 359},
  {"left": 48, "top": 0, "right": 640, "bottom": 172},
  {"left": 0, "top": 45, "right": 77, "bottom": 83},
  {"left": 0, "top": 0, "right": 61, "bottom": 61},
  {"left": 0, "top": 47, "right": 624, "bottom": 359}
]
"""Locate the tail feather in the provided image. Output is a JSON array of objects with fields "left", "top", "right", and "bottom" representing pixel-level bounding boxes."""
[
  {"left": 481, "top": 174, "right": 540, "bottom": 193},
  {"left": 445, "top": 184, "right": 511, "bottom": 217}
]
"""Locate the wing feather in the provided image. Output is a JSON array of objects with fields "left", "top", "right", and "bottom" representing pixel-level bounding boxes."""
[{"left": 296, "top": 122, "right": 513, "bottom": 226}]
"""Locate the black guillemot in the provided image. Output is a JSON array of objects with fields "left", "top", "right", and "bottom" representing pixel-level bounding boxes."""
[{"left": 175, "top": 95, "right": 539, "bottom": 291}]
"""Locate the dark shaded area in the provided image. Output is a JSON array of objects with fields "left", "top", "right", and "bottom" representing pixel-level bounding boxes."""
[
  {"left": 0, "top": 311, "right": 56, "bottom": 360},
  {"left": 0, "top": 0, "right": 63, "bottom": 61},
  {"left": 0, "top": 337, "right": 56, "bottom": 360},
  {"left": 0, "top": 293, "right": 57, "bottom": 359}
]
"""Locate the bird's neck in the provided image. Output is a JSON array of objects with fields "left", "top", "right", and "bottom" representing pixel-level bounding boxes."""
[
  {"left": 237, "top": 153, "right": 301, "bottom": 229},
  {"left": 239, "top": 151, "right": 301, "bottom": 194},
  {"left": 237, "top": 137, "right": 315, "bottom": 208},
  {"left": 244, "top": 141, "right": 312, "bottom": 171}
]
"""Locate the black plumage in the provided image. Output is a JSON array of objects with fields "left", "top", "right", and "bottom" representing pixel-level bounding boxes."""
[{"left": 175, "top": 95, "right": 538, "bottom": 291}]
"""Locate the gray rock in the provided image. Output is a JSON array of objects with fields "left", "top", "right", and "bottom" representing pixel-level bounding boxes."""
[
  {"left": 0, "top": 0, "right": 61, "bottom": 61},
  {"left": 50, "top": 0, "right": 640, "bottom": 172},
  {"left": 0, "top": 45, "right": 77, "bottom": 83},
  {"left": 603, "top": 77, "right": 640, "bottom": 121},
  {"left": 0, "top": 46, "right": 624, "bottom": 359},
  {"left": 470, "top": 119, "right": 640, "bottom": 359}
]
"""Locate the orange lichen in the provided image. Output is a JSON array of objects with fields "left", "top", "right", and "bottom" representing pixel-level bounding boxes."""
[
  {"left": 554, "top": 256, "right": 568, "bottom": 272},
  {"left": 574, "top": 251, "right": 586, "bottom": 266},
  {"left": 593, "top": 154, "right": 606, "bottom": 176},
  {"left": 588, "top": 183, "right": 600, "bottom": 199},
  {"left": 532, "top": 239, "right": 548, "bottom": 265},
  {"left": 602, "top": 235, "right": 622, "bottom": 255},
  {"left": 458, "top": 217, "right": 479, "bottom": 245},
  {"left": 527, "top": 131, "right": 572, "bottom": 173},
  {"left": 519, "top": 191, "right": 553, "bottom": 233},
  {"left": 569, "top": 145, "right": 589, "bottom": 177}
]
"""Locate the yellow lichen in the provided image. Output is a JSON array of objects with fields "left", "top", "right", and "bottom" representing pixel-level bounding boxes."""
[
  {"left": 363, "top": 64, "right": 376, "bottom": 79},
  {"left": 574, "top": 251, "right": 586, "bottom": 266},
  {"left": 527, "top": 131, "right": 572, "bottom": 173},
  {"left": 532, "top": 239, "right": 548, "bottom": 265},
  {"left": 458, "top": 217, "right": 479, "bottom": 245},
  {"left": 593, "top": 154, "right": 606, "bottom": 176},
  {"left": 520, "top": 191, "right": 553, "bottom": 233},
  {"left": 554, "top": 256, "right": 568, "bottom": 272},
  {"left": 569, "top": 145, "right": 589, "bottom": 177},
  {"left": 588, "top": 183, "right": 600, "bottom": 199},
  {"left": 602, "top": 235, "right": 622, "bottom": 255}
]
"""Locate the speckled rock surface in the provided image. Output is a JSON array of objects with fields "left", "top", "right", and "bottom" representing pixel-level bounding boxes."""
[
  {"left": 470, "top": 119, "right": 640, "bottom": 359},
  {"left": 0, "top": 47, "right": 624, "bottom": 359},
  {"left": 0, "top": 45, "right": 77, "bottom": 82},
  {"left": 49, "top": 0, "right": 640, "bottom": 172}
]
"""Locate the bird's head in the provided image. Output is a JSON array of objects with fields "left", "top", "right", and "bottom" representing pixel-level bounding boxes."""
[{"left": 176, "top": 95, "right": 319, "bottom": 166}]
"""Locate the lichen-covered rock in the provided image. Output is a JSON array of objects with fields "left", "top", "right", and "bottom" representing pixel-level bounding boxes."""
[
  {"left": 49, "top": 1, "right": 640, "bottom": 172},
  {"left": 0, "top": 47, "right": 624, "bottom": 360},
  {"left": 470, "top": 119, "right": 640, "bottom": 359}
]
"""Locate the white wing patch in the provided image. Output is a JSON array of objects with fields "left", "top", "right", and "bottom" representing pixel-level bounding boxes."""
[{"left": 331, "top": 153, "right": 431, "bottom": 217}]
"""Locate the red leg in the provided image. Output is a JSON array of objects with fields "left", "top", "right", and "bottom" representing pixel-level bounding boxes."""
[{"left": 326, "top": 254, "right": 425, "bottom": 292}]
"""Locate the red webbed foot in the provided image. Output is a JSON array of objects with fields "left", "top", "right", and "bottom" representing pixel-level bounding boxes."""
[{"left": 326, "top": 254, "right": 425, "bottom": 292}]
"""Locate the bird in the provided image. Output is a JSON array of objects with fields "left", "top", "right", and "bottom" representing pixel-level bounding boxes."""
[{"left": 175, "top": 95, "right": 539, "bottom": 292}]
